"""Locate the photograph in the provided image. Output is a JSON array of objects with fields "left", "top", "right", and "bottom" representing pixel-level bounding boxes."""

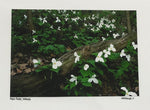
[{"left": 10, "top": 9, "right": 139, "bottom": 97}]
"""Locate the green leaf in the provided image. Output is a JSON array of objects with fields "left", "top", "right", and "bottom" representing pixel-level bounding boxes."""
[
  {"left": 70, "top": 82, "right": 76, "bottom": 89},
  {"left": 35, "top": 69, "right": 42, "bottom": 73},
  {"left": 82, "top": 82, "right": 92, "bottom": 87},
  {"left": 51, "top": 68, "right": 60, "bottom": 73},
  {"left": 97, "top": 68, "right": 104, "bottom": 75},
  {"left": 86, "top": 60, "right": 95, "bottom": 67}
]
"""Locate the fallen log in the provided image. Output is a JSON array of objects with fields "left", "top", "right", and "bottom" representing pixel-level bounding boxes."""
[{"left": 11, "top": 32, "right": 137, "bottom": 96}]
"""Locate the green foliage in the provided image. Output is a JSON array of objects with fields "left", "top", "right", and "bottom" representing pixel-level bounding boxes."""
[{"left": 12, "top": 10, "right": 138, "bottom": 96}]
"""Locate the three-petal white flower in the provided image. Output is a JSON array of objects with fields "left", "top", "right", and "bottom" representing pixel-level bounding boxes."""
[
  {"left": 103, "top": 49, "right": 111, "bottom": 58},
  {"left": 33, "top": 59, "right": 39, "bottom": 67},
  {"left": 132, "top": 42, "right": 138, "bottom": 50},
  {"left": 120, "top": 49, "right": 126, "bottom": 57},
  {"left": 88, "top": 74, "right": 98, "bottom": 84},
  {"left": 108, "top": 44, "right": 116, "bottom": 52},
  {"left": 33, "top": 38, "right": 37, "bottom": 43},
  {"left": 121, "top": 87, "right": 137, "bottom": 97},
  {"left": 95, "top": 51, "right": 104, "bottom": 62},
  {"left": 102, "top": 37, "right": 106, "bottom": 41},
  {"left": 70, "top": 74, "right": 77, "bottom": 85},
  {"left": 113, "top": 33, "right": 119, "bottom": 39},
  {"left": 51, "top": 58, "right": 62, "bottom": 69},
  {"left": 74, "top": 34, "right": 78, "bottom": 39},
  {"left": 74, "top": 52, "right": 80, "bottom": 63},
  {"left": 126, "top": 54, "right": 131, "bottom": 61},
  {"left": 84, "top": 64, "right": 89, "bottom": 71}
]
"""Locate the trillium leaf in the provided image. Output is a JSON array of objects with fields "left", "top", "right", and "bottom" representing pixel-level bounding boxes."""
[{"left": 82, "top": 82, "right": 92, "bottom": 87}]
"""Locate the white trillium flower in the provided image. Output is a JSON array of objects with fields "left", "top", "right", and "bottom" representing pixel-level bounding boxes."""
[
  {"left": 102, "top": 37, "right": 106, "bottom": 41},
  {"left": 112, "top": 11, "right": 116, "bottom": 14},
  {"left": 33, "top": 59, "right": 40, "bottom": 67},
  {"left": 95, "top": 51, "right": 104, "bottom": 62},
  {"left": 51, "top": 58, "right": 62, "bottom": 69},
  {"left": 56, "top": 17, "right": 61, "bottom": 22},
  {"left": 108, "top": 44, "right": 116, "bottom": 52},
  {"left": 121, "top": 87, "right": 137, "bottom": 97},
  {"left": 88, "top": 74, "right": 98, "bottom": 84},
  {"left": 120, "top": 49, "right": 126, "bottom": 57},
  {"left": 126, "top": 54, "right": 131, "bottom": 61},
  {"left": 70, "top": 74, "right": 77, "bottom": 85},
  {"left": 74, "top": 52, "right": 80, "bottom": 63},
  {"left": 103, "top": 49, "right": 111, "bottom": 58},
  {"left": 33, "top": 38, "right": 37, "bottom": 43},
  {"left": 112, "top": 19, "right": 115, "bottom": 23},
  {"left": 74, "top": 34, "right": 78, "bottom": 39},
  {"left": 84, "top": 64, "right": 89, "bottom": 71},
  {"left": 132, "top": 42, "right": 138, "bottom": 50},
  {"left": 113, "top": 33, "right": 119, "bottom": 39},
  {"left": 39, "top": 17, "right": 43, "bottom": 21},
  {"left": 32, "top": 30, "right": 36, "bottom": 34},
  {"left": 43, "top": 17, "right": 47, "bottom": 23},
  {"left": 24, "top": 15, "right": 27, "bottom": 19}
]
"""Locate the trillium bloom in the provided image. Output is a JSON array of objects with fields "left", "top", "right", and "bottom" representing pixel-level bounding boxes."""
[
  {"left": 24, "top": 15, "right": 27, "bottom": 19},
  {"left": 70, "top": 74, "right": 77, "bottom": 85},
  {"left": 126, "top": 54, "right": 131, "bottom": 61},
  {"left": 112, "top": 19, "right": 115, "bottom": 23},
  {"left": 51, "top": 58, "right": 62, "bottom": 69},
  {"left": 56, "top": 17, "right": 61, "bottom": 22},
  {"left": 113, "top": 33, "right": 119, "bottom": 39},
  {"left": 33, "top": 59, "right": 41, "bottom": 67},
  {"left": 132, "top": 42, "right": 138, "bottom": 50},
  {"left": 74, "top": 52, "right": 80, "bottom": 63},
  {"left": 108, "top": 44, "right": 116, "bottom": 52},
  {"left": 32, "top": 30, "right": 36, "bottom": 34},
  {"left": 43, "top": 17, "right": 47, "bottom": 23},
  {"left": 102, "top": 37, "right": 106, "bottom": 41},
  {"left": 88, "top": 74, "right": 98, "bottom": 84},
  {"left": 95, "top": 51, "right": 104, "bottom": 62},
  {"left": 33, "top": 38, "right": 37, "bottom": 43},
  {"left": 121, "top": 87, "right": 137, "bottom": 97},
  {"left": 84, "top": 64, "right": 89, "bottom": 71},
  {"left": 120, "top": 49, "right": 126, "bottom": 57},
  {"left": 103, "top": 49, "right": 111, "bottom": 58},
  {"left": 74, "top": 34, "right": 78, "bottom": 39}
]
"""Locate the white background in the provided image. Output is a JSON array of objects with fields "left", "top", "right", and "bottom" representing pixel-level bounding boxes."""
[{"left": 0, "top": 0, "right": 150, "bottom": 110}]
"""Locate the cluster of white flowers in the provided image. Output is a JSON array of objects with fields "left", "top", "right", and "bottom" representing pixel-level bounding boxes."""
[
  {"left": 56, "top": 17, "right": 61, "bottom": 23},
  {"left": 70, "top": 73, "right": 99, "bottom": 85},
  {"left": 72, "top": 17, "right": 80, "bottom": 22},
  {"left": 96, "top": 17, "right": 116, "bottom": 30},
  {"left": 51, "top": 58, "right": 62, "bottom": 69},
  {"left": 74, "top": 52, "right": 80, "bottom": 63},
  {"left": 121, "top": 87, "right": 137, "bottom": 98},
  {"left": 132, "top": 42, "right": 138, "bottom": 50},
  {"left": 120, "top": 49, "right": 131, "bottom": 61},
  {"left": 95, "top": 44, "right": 116, "bottom": 63},
  {"left": 39, "top": 17, "right": 47, "bottom": 23}
]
